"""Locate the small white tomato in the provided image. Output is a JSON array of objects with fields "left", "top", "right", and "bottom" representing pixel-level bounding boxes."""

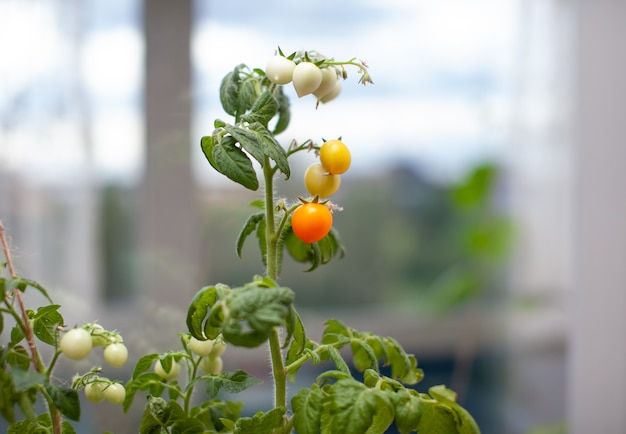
[
  {"left": 265, "top": 55, "right": 296, "bottom": 85},
  {"left": 292, "top": 62, "right": 323, "bottom": 97},
  {"left": 200, "top": 356, "right": 223, "bottom": 375},
  {"left": 313, "top": 67, "right": 338, "bottom": 100},
  {"left": 104, "top": 383, "right": 126, "bottom": 405},
  {"left": 84, "top": 380, "right": 106, "bottom": 403},
  {"left": 60, "top": 328, "right": 93, "bottom": 360},
  {"left": 320, "top": 80, "right": 342, "bottom": 104},
  {"left": 188, "top": 336, "right": 214, "bottom": 357},
  {"left": 154, "top": 359, "right": 181, "bottom": 381},
  {"left": 104, "top": 343, "right": 128, "bottom": 368}
]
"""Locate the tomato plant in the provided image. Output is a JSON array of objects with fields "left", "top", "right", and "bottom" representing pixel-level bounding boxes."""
[
  {"left": 291, "top": 202, "right": 334, "bottom": 244},
  {"left": 0, "top": 46, "right": 481, "bottom": 434},
  {"left": 304, "top": 162, "right": 341, "bottom": 198}
]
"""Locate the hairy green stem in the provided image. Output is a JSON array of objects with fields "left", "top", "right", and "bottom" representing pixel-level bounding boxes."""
[{"left": 263, "top": 158, "right": 287, "bottom": 410}]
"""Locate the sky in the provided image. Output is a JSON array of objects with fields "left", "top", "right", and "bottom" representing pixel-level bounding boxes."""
[{"left": 0, "top": 0, "right": 523, "bottom": 186}]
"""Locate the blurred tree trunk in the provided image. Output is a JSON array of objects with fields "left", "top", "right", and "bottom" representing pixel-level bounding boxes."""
[{"left": 139, "top": 0, "right": 199, "bottom": 306}]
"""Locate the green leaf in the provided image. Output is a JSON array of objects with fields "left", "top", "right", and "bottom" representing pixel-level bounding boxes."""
[
  {"left": 327, "top": 346, "right": 351, "bottom": 374},
  {"left": 272, "top": 86, "right": 291, "bottom": 135},
  {"left": 10, "top": 367, "right": 46, "bottom": 392},
  {"left": 220, "top": 68, "right": 242, "bottom": 116},
  {"left": 203, "top": 370, "right": 262, "bottom": 400},
  {"left": 322, "top": 378, "right": 395, "bottom": 434},
  {"left": 240, "top": 90, "right": 278, "bottom": 127},
  {"left": 210, "top": 134, "right": 259, "bottom": 191},
  {"left": 221, "top": 284, "right": 294, "bottom": 348},
  {"left": 9, "top": 325, "right": 25, "bottom": 347},
  {"left": 451, "top": 163, "right": 497, "bottom": 210},
  {"left": 139, "top": 397, "right": 185, "bottom": 434},
  {"left": 6, "top": 346, "right": 30, "bottom": 370},
  {"left": 131, "top": 354, "right": 159, "bottom": 380},
  {"left": 351, "top": 339, "right": 379, "bottom": 372},
  {"left": 171, "top": 418, "right": 206, "bottom": 434},
  {"left": 284, "top": 306, "right": 306, "bottom": 355},
  {"left": 234, "top": 406, "right": 287, "bottom": 434},
  {"left": 123, "top": 372, "right": 164, "bottom": 413},
  {"left": 32, "top": 305, "right": 63, "bottom": 345},
  {"left": 186, "top": 284, "right": 230, "bottom": 341},
  {"left": 391, "top": 389, "right": 423, "bottom": 434},
  {"left": 44, "top": 382, "right": 80, "bottom": 421},
  {"left": 416, "top": 386, "right": 481, "bottom": 434},
  {"left": 321, "top": 319, "right": 352, "bottom": 345},
  {"left": 224, "top": 123, "right": 290, "bottom": 179},
  {"left": 236, "top": 212, "right": 264, "bottom": 258},
  {"left": 292, "top": 385, "right": 324, "bottom": 434}
]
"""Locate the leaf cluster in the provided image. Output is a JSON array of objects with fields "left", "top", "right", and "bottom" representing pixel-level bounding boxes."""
[{"left": 0, "top": 277, "right": 80, "bottom": 432}]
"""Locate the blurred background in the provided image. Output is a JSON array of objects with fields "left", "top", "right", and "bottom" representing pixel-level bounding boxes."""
[{"left": 1, "top": 0, "right": 623, "bottom": 433}]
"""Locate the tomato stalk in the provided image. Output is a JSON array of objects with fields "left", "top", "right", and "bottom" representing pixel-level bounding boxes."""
[
  {"left": 262, "top": 158, "right": 288, "bottom": 412},
  {"left": 0, "top": 222, "right": 62, "bottom": 434}
]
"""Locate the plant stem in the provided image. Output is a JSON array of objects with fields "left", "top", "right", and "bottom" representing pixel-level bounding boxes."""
[
  {"left": 262, "top": 158, "right": 287, "bottom": 410},
  {"left": 1, "top": 222, "right": 61, "bottom": 434}
]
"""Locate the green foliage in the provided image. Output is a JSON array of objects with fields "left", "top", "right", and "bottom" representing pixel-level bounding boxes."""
[{"left": 0, "top": 47, "right": 482, "bottom": 433}]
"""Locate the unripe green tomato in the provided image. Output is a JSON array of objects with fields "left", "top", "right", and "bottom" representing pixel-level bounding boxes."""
[
  {"left": 313, "top": 67, "right": 338, "bottom": 100},
  {"left": 265, "top": 55, "right": 296, "bottom": 85},
  {"left": 200, "top": 356, "right": 223, "bottom": 375},
  {"left": 320, "top": 139, "right": 351, "bottom": 175},
  {"left": 304, "top": 163, "right": 341, "bottom": 198},
  {"left": 154, "top": 359, "right": 181, "bottom": 381},
  {"left": 103, "top": 343, "right": 128, "bottom": 368},
  {"left": 292, "top": 62, "right": 323, "bottom": 97},
  {"left": 84, "top": 380, "right": 106, "bottom": 403},
  {"left": 188, "top": 336, "right": 214, "bottom": 357},
  {"left": 104, "top": 383, "right": 126, "bottom": 405},
  {"left": 60, "top": 328, "right": 93, "bottom": 360}
]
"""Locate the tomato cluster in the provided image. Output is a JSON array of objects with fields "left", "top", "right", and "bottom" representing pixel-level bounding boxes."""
[
  {"left": 60, "top": 324, "right": 129, "bottom": 368},
  {"left": 60, "top": 323, "right": 129, "bottom": 405},
  {"left": 291, "top": 139, "right": 352, "bottom": 244},
  {"left": 265, "top": 55, "right": 341, "bottom": 103}
]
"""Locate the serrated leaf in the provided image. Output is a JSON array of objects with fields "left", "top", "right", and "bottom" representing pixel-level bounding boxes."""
[
  {"left": 203, "top": 370, "right": 262, "bottom": 400},
  {"left": 326, "top": 346, "right": 351, "bottom": 374},
  {"left": 171, "top": 418, "right": 206, "bottom": 434},
  {"left": 44, "top": 382, "right": 80, "bottom": 421},
  {"left": 186, "top": 284, "right": 230, "bottom": 341},
  {"left": 292, "top": 385, "right": 324, "bottom": 434},
  {"left": 211, "top": 136, "right": 259, "bottom": 191},
  {"left": 10, "top": 367, "right": 46, "bottom": 393},
  {"left": 222, "top": 285, "right": 294, "bottom": 348},
  {"left": 391, "top": 389, "right": 423, "bottom": 434},
  {"left": 321, "top": 319, "right": 352, "bottom": 345},
  {"left": 220, "top": 68, "right": 241, "bottom": 116},
  {"left": 351, "top": 339, "right": 379, "bottom": 372},
  {"left": 236, "top": 212, "right": 264, "bottom": 258},
  {"left": 32, "top": 305, "right": 63, "bottom": 345},
  {"left": 123, "top": 372, "right": 164, "bottom": 413},
  {"left": 140, "top": 397, "right": 185, "bottom": 434},
  {"left": 323, "top": 378, "right": 394, "bottom": 434},
  {"left": 284, "top": 306, "right": 306, "bottom": 355},
  {"left": 240, "top": 90, "right": 278, "bottom": 127},
  {"left": 272, "top": 87, "right": 291, "bottom": 135},
  {"left": 234, "top": 407, "right": 287, "bottom": 434},
  {"left": 131, "top": 354, "right": 159, "bottom": 380}
]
